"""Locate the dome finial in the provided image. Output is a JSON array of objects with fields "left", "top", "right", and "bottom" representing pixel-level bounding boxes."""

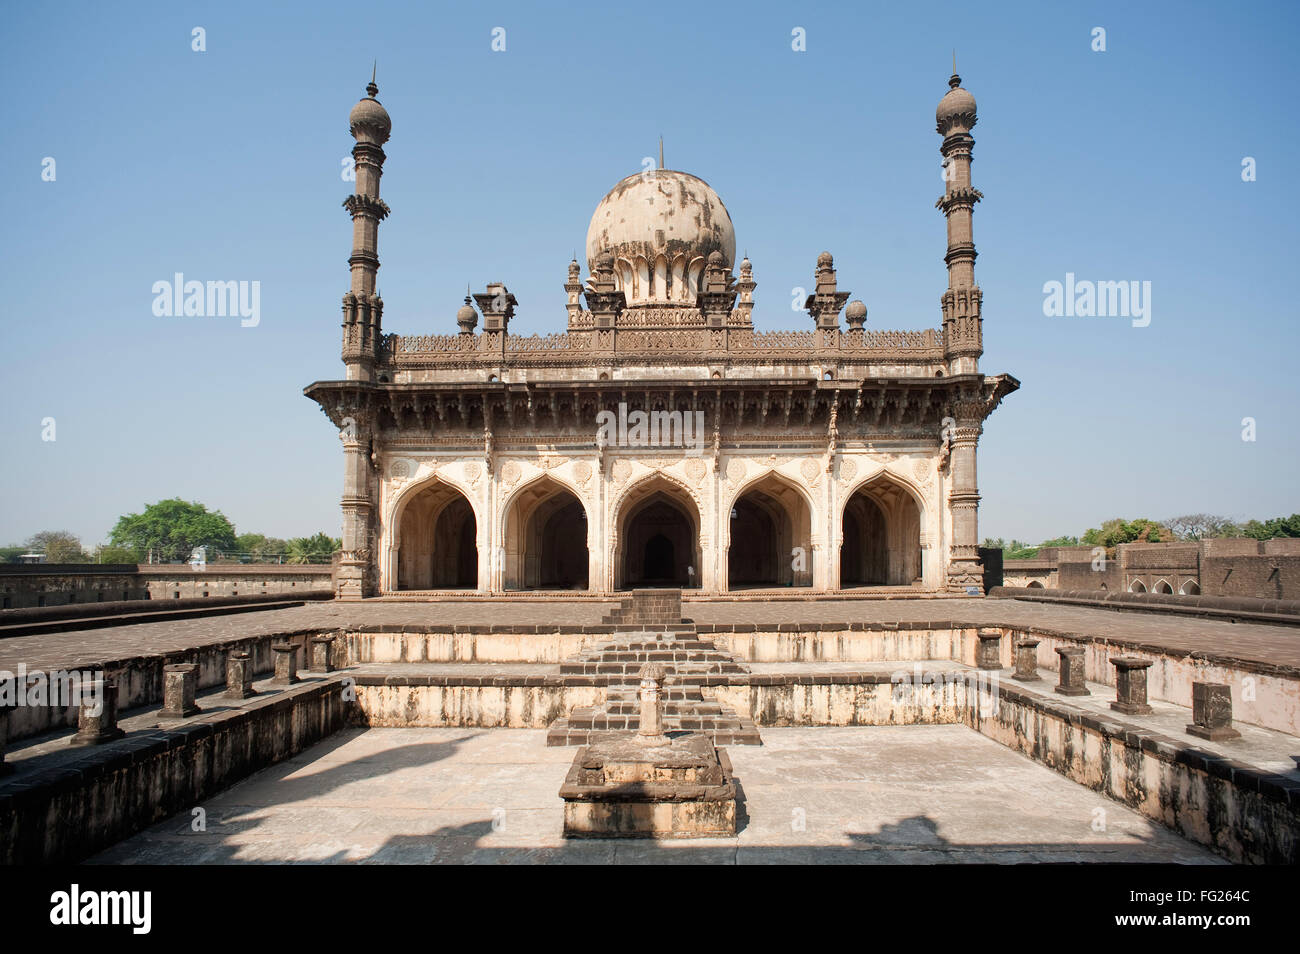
[
  {"left": 658, "top": 135, "right": 664, "bottom": 172},
  {"left": 367, "top": 60, "right": 378, "bottom": 98},
  {"left": 949, "top": 50, "right": 961, "bottom": 89}
]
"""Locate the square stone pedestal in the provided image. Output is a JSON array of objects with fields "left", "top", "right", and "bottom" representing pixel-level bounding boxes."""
[{"left": 560, "top": 733, "right": 737, "bottom": 839}]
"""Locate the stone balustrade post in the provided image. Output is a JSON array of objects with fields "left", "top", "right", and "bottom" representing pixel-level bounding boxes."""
[
  {"left": 1054, "top": 647, "right": 1090, "bottom": 696},
  {"left": 271, "top": 643, "right": 299, "bottom": 686},
  {"left": 159, "top": 663, "right": 201, "bottom": 718},
  {"left": 1109, "top": 656, "right": 1154, "bottom": 715},
  {"left": 1012, "top": 637, "right": 1041, "bottom": 682},
  {"left": 310, "top": 635, "right": 336, "bottom": 673},
  {"left": 225, "top": 651, "right": 257, "bottom": 699},
  {"left": 638, "top": 662, "right": 670, "bottom": 747},
  {"left": 69, "top": 677, "right": 125, "bottom": 746},
  {"left": 1186, "top": 682, "right": 1240, "bottom": 741},
  {"left": 975, "top": 628, "right": 1002, "bottom": 670}
]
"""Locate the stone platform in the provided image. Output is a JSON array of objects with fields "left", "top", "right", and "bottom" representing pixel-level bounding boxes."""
[{"left": 560, "top": 734, "right": 737, "bottom": 838}]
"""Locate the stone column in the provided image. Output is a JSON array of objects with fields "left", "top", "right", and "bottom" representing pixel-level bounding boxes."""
[
  {"left": 310, "top": 635, "right": 337, "bottom": 673},
  {"left": 159, "top": 664, "right": 200, "bottom": 718},
  {"left": 1109, "top": 656, "right": 1154, "bottom": 715},
  {"left": 337, "top": 423, "right": 375, "bottom": 600},
  {"left": 975, "top": 628, "right": 1002, "bottom": 670},
  {"left": 637, "top": 663, "right": 670, "bottom": 747},
  {"left": 946, "top": 418, "right": 984, "bottom": 592},
  {"left": 225, "top": 651, "right": 257, "bottom": 699},
  {"left": 69, "top": 677, "right": 125, "bottom": 746},
  {"left": 1012, "top": 637, "right": 1041, "bottom": 682},
  {"left": 1186, "top": 682, "right": 1240, "bottom": 741},
  {"left": 271, "top": 643, "right": 299, "bottom": 685},
  {"left": 1054, "top": 647, "right": 1090, "bottom": 696}
]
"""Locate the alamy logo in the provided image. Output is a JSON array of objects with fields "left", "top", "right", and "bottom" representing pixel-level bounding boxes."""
[
  {"left": 1042, "top": 273, "right": 1151, "bottom": 327},
  {"left": 595, "top": 402, "right": 705, "bottom": 456},
  {"left": 50, "top": 884, "right": 151, "bottom": 934},
  {"left": 151, "top": 273, "right": 261, "bottom": 327},
  {"left": 0, "top": 666, "right": 102, "bottom": 714}
]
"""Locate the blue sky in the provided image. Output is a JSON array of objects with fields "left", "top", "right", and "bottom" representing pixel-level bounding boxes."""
[{"left": 1, "top": 0, "right": 1295, "bottom": 548}]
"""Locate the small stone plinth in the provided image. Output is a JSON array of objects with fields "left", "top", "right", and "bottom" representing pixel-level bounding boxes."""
[
  {"left": 309, "top": 636, "right": 336, "bottom": 673},
  {"left": 271, "top": 643, "right": 299, "bottom": 685},
  {"left": 69, "top": 678, "right": 125, "bottom": 747},
  {"left": 1012, "top": 637, "right": 1041, "bottom": 682},
  {"left": 159, "top": 663, "right": 201, "bottom": 718},
  {"left": 225, "top": 651, "right": 257, "bottom": 699},
  {"left": 1110, "top": 656, "right": 1154, "bottom": 715},
  {"left": 975, "top": 629, "right": 1003, "bottom": 670},
  {"left": 1186, "top": 682, "right": 1241, "bottom": 741},
  {"left": 560, "top": 733, "right": 737, "bottom": 839},
  {"left": 1054, "top": 647, "right": 1090, "bottom": 696}
]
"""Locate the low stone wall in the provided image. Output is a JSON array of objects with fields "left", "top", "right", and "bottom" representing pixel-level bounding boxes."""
[
  {"left": 0, "top": 563, "right": 333, "bottom": 609},
  {"left": 347, "top": 626, "right": 616, "bottom": 664},
  {"left": 350, "top": 677, "right": 602, "bottom": 728},
  {"left": 2, "top": 630, "right": 322, "bottom": 743},
  {"left": 0, "top": 679, "right": 347, "bottom": 865}
]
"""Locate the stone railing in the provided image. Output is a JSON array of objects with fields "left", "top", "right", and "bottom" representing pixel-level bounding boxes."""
[{"left": 383, "top": 323, "right": 943, "bottom": 362}]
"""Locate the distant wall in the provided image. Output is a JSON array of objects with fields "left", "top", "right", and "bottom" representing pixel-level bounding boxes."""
[
  {"left": 0, "top": 563, "right": 334, "bottom": 609},
  {"left": 1004, "top": 539, "right": 1300, "bottom": 600}
]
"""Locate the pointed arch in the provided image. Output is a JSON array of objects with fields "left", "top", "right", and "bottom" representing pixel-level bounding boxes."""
[
  {"left": 839, "top": 469, "right": 925, "bottom": 587},
  {"left": 389, "top": 473, "right": 479, "bottom": 590},
  {"left": 501, "top": 473, "right": 590, "bottom": 590},
  {"left": 725, "top": 469, "right": 815, "bottom": 589},
  {"left": 613, "top": 470, "right": 702, "bottom": 590}
]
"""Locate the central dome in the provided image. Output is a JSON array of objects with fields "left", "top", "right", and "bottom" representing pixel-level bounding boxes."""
[{"left": 586, "top": 170, "right": 736, "bottom": 306}]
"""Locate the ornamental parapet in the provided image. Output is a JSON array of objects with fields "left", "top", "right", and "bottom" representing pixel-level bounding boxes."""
[{"left": 380, "top": 324, "right": 944, "bottom": 364}]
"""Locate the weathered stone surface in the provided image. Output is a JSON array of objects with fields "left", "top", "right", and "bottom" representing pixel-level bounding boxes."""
[
  {"left": 1054, "top": 646, "right": 1090, "bottom": 696},
  {"left": 310, "top": 635, "right": 336, "bottom": 673},
  {"left": 1012, "top": 636, "right": 1041, "bottom": 681},
  {"left": 159, "top": 663, "right": 201, "bottom": 718},
  {"left": 69, "top": 678, "right": 125, "bottom": 746},
  {"left": 975, "top": 629, "right": 1002, "bottom": 670},
  {"left": 225, "top": 651, "right": 257, "bottom": 699},
  {"left": 1110, "top": 656, "right": 1154, "bottom": 715},
  {"left": 1187, "top": 682, "right": 1240, "bottom": 741},
  {"left": 271, "top": 643, "right": 299, "bottom": 685},
  {"left": 560, "top": 733, "right": 737, "bottom": 838}
]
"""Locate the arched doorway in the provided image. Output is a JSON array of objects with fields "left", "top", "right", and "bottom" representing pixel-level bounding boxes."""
[
  {"left": 728, "top": 474, "right": 813, "bottom": 589},
  {"left": 840, "top": 476, "right": 922, "bottom": 587},
  {"left": 617, "top": 477, "right": 701, "bottom": 589},
  {"left": 395, "top": 480, "right": 478, "bottom": 590},
  {"left": 503, "top": 478, "right": 589, "bottom": 590}
]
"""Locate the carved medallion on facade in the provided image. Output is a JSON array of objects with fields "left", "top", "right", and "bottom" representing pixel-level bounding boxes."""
[
  {"left": 726, "top": 458, "right": 747, "bottom": 484},
  {"left": 612, "top": 459, "right": 632, "bottom": 485},
  {"left": 573, "top": 460, "right": 592, "bottom": 487},
  {"left": 911, "top": 458, "right": 929, "bottom": 481},
  {"left": 463, "top": 461, "right": 481, "bottom": 482},
  {"left": 839, "top": 458, "right": 857, "bottom": 484},
  {"left": 799, "top": 458, "right": 819, "bottom": 482},
  {"left": 501, "top": 461, "right": 521, "bottom": 486},
  {"left": 389, "top": 459, "right": 411, "bottom": 482},
  {"left": 685, "top": 457, "right": 706, "bottom": 485}
]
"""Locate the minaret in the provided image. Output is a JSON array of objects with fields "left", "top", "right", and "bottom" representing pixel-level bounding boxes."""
[
  {"left": 341, "top": 70, "right": 392, "bottom": 382},
  {"left": 335, "top": 72, "right": 391, "bottom": 602},
  {"left": 936, "top": 69, "right": 986, "bottom": 592},
  {"left": 936, "top": 68, "right": 982, "bottom": 374}
]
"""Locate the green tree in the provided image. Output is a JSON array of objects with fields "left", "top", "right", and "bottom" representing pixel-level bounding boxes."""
[
  {"left": 0, "top": 544, "right": 28, "bottom": 563},
  {"left": 94, "top": 545, "right": 143, "bottom": 564},
  {"left": 235, "top": 533, "right": 288, "bottom": 562},
  {"left": 1039, "top": 535, "right": 1080, "bottom": 548},
  {"left": 109, "top": 499, "right": 237, "bottom": 563},
  {"left": 1082, "top": 518, "right": 1169, "bottom": 549},
  {"left": 25, "top": 530, "right": 88, "bottom": 562},
  {"left": 1240, "top": 514, "right": 1300, "bottom": 540},
  {"left": 1166, "top": 514, "right": 1239, "bottom": 540},
  {"left": 284, "top": 533, "right": 340, "bottom": 564}
]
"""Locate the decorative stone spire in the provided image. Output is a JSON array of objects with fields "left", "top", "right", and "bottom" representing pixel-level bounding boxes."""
[
  {"left": 341, "top": 73, "right": 392, "bottom": 381},
  {"left": 564, "top": 256, "right": 584, "bottom": 329},
  {"left": 734, "top": 254, "right": 756, "bottom": 326},
  {"left": 804, "top": 251, "right": 850, "bottom": 331},
  {"left": 456, "top": 288, "right": 478, "bottom": 335},
  {"left": 936, "top": 70, "right": 982, "bottom": 375},
  {"left": 697, "top": 250, "right": 737, "bottom": 327}
]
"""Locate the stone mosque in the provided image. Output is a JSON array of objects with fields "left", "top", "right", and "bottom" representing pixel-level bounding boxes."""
[{"left": 306, "top": 72, "right": 1019, "bottom": 600}]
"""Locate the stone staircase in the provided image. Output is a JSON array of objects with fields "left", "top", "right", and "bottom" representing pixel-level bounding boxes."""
[{"left": 547, "top": 589, "right": 762, "bottom": 747}]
